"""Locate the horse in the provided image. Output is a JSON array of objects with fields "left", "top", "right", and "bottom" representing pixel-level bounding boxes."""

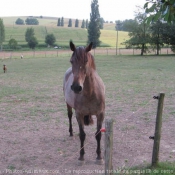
[
  {"left": 63, "top": 41, "right": 105, "bottom": 165},
  {"left": 3, "top": 65, "right": 7, "bottom": 73}
]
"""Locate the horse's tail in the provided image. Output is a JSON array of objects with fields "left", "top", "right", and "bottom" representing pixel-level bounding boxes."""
[{"left": 84, "top": 115, "right": 94, "bottom": 126}]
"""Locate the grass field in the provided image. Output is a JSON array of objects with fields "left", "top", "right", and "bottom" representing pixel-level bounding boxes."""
[
  {"left": 0, "top": 55, "right": 175, "bottom": 173},
  {"left": 2, "top": 16, "right": 128, "bottom": 48}
]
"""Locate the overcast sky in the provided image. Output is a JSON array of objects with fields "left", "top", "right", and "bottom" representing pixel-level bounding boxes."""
[{"left": 1, "top": 0, "right": 146, "bottom": 21}]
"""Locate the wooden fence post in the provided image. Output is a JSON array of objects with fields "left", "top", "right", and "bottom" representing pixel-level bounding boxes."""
[
  {"left": 152, "top": 93, "right": 165, "bottom": 167},
  {"left": 105, "top": 119, "right": 114, "bottom": 175}
]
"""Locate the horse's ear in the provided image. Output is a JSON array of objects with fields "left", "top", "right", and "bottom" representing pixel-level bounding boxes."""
[
  {"left": 85, "top": 42, "right": 93, "bottom": 52},
  {"left": 70, "top": 41, "right": 75, "bottom": 51}
]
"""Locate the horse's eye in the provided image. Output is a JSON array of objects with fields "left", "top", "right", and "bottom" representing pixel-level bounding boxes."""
[{"left": 70, "top": 60, "right": 73, "bottom": 64}]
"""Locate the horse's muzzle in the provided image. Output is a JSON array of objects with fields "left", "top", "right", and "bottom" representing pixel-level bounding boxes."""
[{"left": 71, "top": 84, "right": 82, "bottom": 94}]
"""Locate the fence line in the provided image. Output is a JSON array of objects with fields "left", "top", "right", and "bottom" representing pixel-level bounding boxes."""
[
  {"left": 105, "top": 93, "right": 165, "bottom": 175},
  {"left": 0, "top": 48, "right": 174, "bottom": 59},
  {"left": 51, "top": 94, "right": 161, "bottom": 174}
]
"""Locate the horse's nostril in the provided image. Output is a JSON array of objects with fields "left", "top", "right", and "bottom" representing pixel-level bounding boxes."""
[
  {"left": 71, "top": 84, "right": 82, "bottom": 93},
  {"left": 78, "top": 86, "right": 82, "bottom": 92}
]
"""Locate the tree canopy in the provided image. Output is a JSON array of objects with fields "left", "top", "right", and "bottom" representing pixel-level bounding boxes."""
[
  {"left": 57, "top": 18, "right": 61, "bottom": 26},
  {"left": 87, "top": 0, "right": 101, "bottom": 48},
  {"left": 75, "top": 19, "right": 79, "bottom": 27},
  {"left": 45, "top": 34, "right": 56, "bottom": 46},
  {"left": 81, "top": 19, "right": 85, "bottom": 28},
  {"left": 144, "top": 0, "right": 175, "bottom": 23},
  {"left": 61, "top": 17, "right": 64, "bottom": 26},
  {"left": 8, "top": 38, "right": 18, "bottom": 49},
  {"left": 25, "top": 27, "right": 38, "bottom": 49},
  {"left": 28, "top": 36, "right": 38, "bottom": 49},
  {"left": 25, "top": 27, "right": 35, "bottom": 42},
  {"left": 25, "top": 18, "right": 39, "bottom": 25},
  {"left": 68, "top": 19, "right": 72, "bottom": 27},
  {"left": 123, "top": 11, "right": 150, "bottom": 55},
  {"left": 15, "top": 18, "right": 24, "bottom": 25}
]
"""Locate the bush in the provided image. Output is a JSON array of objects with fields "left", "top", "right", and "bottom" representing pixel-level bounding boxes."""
[
  {"left": 25, "top": 18, "right": 39, "bottom": 25},
  {"left": 15, "top": 18, "right": 25, "bottom": 25},
  {"left": 8, "top": 38, "right": 18, "bottom": 49}
]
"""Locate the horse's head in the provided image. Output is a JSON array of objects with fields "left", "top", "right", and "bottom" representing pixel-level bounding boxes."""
[{"left": 69, "top": 41, "right": 94, "bottom": 94}]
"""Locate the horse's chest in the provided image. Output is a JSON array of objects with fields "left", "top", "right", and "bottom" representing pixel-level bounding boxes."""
[{"left": 75, "top": 96, "right": 102, "bottom": 115}]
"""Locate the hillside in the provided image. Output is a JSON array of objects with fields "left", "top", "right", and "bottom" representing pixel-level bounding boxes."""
[{"left": 2, "top": 16, "right": 129, "bottom": 48}]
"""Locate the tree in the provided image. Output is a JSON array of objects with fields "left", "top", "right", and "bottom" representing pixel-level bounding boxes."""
[
  {"left": 8, "top": 38, "right": 18, "bottom": 49},
  {"left": 144, "top": 0, "right": 175, "bottom": 23},
  {"left": 87, "top": 0, "right": 101, "bottom": 48},
  {"left": 149, "top": 20, "right": 164, "bottom": 55},
  {"left": 75, "top": 19, "right": 79, "bottom": 27},
  {"left": 81, "top": 19, "right": 85, "bottom": 28},
  {"left": 57, "top": 18, "right": 61, "bottom": 26},
  {"left": 28, "top": 36, "right": 38, "bottom": 49},
  {"left": 45, "top": 34, "right": 56, "bottom": 46},
  {"left": 0, "top": 18, "right": 5, "bottom": 51},
  {"left": 25, "top": 27, "right": 38, "bottom": 49},
  {"left": 68, "top": 19, "right": 72, "bottom": 27},
  {"left": 61, "top": 17, "right": 64, "bottom": 26},
  {"left": 85, "top": 19, "right": 89, "bottom": 29},
  {"left": 25, "top": 27, "right": 35, "bottom": 43},
  {"left": 123, "top": 10, "right": 150, "bottom": 55},
  {"left": 15, "top": 18, "right": 24, "bottom": 25},
  {"left": 25, "top": 18, "right": 39, "bottom": 25},
  {"left": 160, "top": 23, "right": 175, "bottom": 52}
]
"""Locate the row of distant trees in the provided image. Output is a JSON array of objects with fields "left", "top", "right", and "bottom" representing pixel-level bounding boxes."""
[
  {"left": 57, "top": 17, "right": 104, "bottom": 29},
  {"left": 16, "top": 18, "right": 39, "bottom": 25}
]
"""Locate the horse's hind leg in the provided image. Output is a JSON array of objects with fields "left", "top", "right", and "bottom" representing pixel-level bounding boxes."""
[
  {"left": 95, "top": 112, "right": 105, "bottom": 165},
  {"left": 67, "top": 103, "right": 73, "bottom": 136}
]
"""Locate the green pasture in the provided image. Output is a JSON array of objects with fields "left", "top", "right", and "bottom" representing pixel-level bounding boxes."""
[
  {"left": 0, "top": 55, "right": 175, "bottom": 171},
  {"left": 2, "top": 16, "right": 128, "bottom": 48},
  {"left": 1, "top": 55, "right": 175, "bottom": 122}
]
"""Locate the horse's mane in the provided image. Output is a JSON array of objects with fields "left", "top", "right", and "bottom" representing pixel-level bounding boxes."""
[{"left": 74, "top": 46, "right": 96, "bottom": 70}]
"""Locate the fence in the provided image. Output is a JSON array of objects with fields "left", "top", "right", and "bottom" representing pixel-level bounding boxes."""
[
  {"left": 0, "top": 48, "right": 174, "bottom": 59},
  {"left": 104, "top": 93, "right": 165, "bottom": 174},
  {"left": 52, "top": 93, "right": 168, "bottom": 175}
]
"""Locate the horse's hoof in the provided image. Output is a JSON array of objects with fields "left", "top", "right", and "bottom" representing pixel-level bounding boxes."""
[
  {"left": 77, "top": 160, "right": 85, "bottom": 166},
  {"left": 96, "top": 159, "right": 104, "bottom": 165}
]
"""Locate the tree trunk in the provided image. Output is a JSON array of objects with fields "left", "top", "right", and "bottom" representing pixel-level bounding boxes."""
[
  {"left": 156, "top": 43, "right": 159, "bottom": 55},
  {"left": 141, "top": 44, "right": 144, "bottom": 56}
]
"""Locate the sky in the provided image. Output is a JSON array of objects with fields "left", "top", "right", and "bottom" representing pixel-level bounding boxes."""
[{"left": 1, "top": 0, "right": 146, "bottom": 22}]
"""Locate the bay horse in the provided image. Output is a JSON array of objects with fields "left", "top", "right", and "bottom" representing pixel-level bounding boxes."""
[{"left": 63, "top": 41, "right": 105, "bottom": 165}]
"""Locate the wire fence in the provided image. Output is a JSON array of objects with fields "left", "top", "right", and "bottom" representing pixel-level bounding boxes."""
[
  {"left": 0, "top": 48, "right": 174, "bottom": 59},
  {"left": 48, "top": 93, "right": 174, "bottom": 175}
]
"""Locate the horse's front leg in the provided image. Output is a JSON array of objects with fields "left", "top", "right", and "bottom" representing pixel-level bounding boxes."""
[
  {"left": 67, "top": 103, "right": 73, "bottom": 136},
  {"left": 76, "top": 112, "right": 86, "bottom": 165},
  {"left": 96, "top": 112, "right": 105, "bottom": 165}
]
